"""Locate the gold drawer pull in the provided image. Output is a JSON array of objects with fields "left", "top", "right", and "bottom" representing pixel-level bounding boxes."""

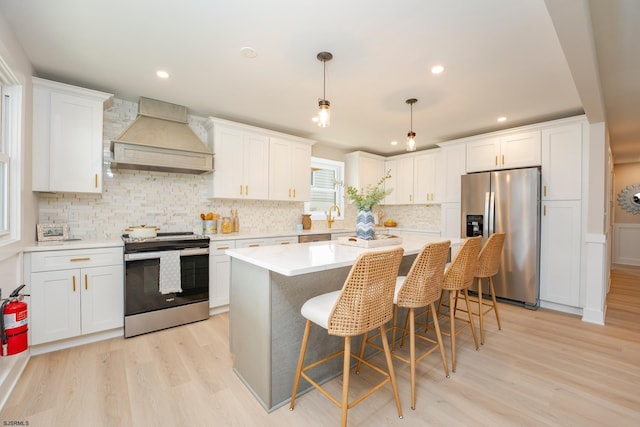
[
  {"left": 248, "top": 243, "right": 260, "bottom": 247},
  {"left": 70, "top": 257, "right": 91, "bottom": 262},
  {"left": 216, "top": 246, "right": 230, "bottom": 250},
  {"left": 280, "top": 242, "right": 290, "bottom": 245}
]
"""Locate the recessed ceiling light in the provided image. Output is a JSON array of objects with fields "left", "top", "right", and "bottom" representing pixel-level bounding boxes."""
[
  {"left": 156, "top": 70, "right": 170, "bottom": 79},
  {"left": 240, "top": 47, "right": 258, "bottom": 59},
  {"left": 497, "top": 116, "right": 507, "bottom": 122},
  {"left": 431, "top": 65, "right": 444, "bottom": 74},
  {"left": 311, "top": 116, "right": 319, "bottom": 123},
  {"left": 390, "top": 140, "right": 398, "bottom": 146}
]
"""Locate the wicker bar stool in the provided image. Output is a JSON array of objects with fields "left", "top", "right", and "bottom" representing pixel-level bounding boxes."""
[
  {"left": 436, "top": 236, "right": 482, "bottom": 372},
  {"left": 474, "top": 233, "right": 506, "bottom": 344},
  {"left": 289, "top": 247, "right": 404, "bottom": 427}
]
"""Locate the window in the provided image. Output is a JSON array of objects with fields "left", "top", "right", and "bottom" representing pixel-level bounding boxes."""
[
  {"left": 0, "top": 60, "right": 22, "bottom": 245},
  {"left": 304, "top": 157, "right": 344, "bottom": 220}
]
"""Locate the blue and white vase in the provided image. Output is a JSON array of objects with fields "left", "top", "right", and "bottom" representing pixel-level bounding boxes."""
[{"left": 356, "top": 209, "right": 376, "bottom": 240}]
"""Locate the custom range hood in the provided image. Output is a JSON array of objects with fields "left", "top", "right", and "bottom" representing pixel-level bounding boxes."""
[{"left": 111, "top": 97, "right": 213, "bottom": 174}]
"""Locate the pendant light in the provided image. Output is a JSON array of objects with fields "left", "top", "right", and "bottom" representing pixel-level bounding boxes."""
[
  {"left": 317, "top": 52, "right": 333, "bottom": 127},
  {"left": 406, "top": 98, "right": 417, "bottom": 151}
]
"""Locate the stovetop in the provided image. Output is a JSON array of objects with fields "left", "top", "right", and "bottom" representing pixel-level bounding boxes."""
[{"left": 123, "top": 232, "right": 209, "bottom": 253}]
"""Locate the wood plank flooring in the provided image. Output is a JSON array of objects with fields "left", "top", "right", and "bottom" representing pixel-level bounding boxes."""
[{"left": 1, "top": 267, "right": 639, "bottom": 426}]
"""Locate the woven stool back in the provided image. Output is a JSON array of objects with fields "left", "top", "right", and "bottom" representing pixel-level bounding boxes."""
[
  {"left": 328, "top": 247, "right": 404, "bottom": 337},
  {"left": 442, "top": 236, "right": 482, "bottom": 291},
  {"left": 475, "top": 233, "right": 506, "bottom": 278},
  {"left": 396, "top": 240, "right": 451, "bottom": 309}
]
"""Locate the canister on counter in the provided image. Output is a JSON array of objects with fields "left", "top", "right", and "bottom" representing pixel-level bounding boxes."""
[
  {"left": 220, "top": 217, "right": 233, "bottom": 234},
  {"left": 202, "top": 220, "right": 217, "bottom": 235}
]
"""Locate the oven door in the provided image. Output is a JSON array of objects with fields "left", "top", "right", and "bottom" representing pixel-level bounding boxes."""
[{"left": 124, "top": 248, "right": 209, "bottom": 316}]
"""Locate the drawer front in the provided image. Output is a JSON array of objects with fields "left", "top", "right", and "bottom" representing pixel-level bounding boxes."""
[
  {"left": 236, "top": 239, "right": 266, "bottom": 248},
  {"left": 30, "top": 247, "right": 123, "bottom": 272},
  {"left": 265, "top": 236, "right": 298, "bottom": 246},
  {"left": 211, "top": 240, "right": 236, "bottom": 256}
]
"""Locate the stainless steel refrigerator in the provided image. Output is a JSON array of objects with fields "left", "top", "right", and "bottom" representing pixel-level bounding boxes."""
[{"left": 460, "top": 167, "right": 540, "bottom": 308}]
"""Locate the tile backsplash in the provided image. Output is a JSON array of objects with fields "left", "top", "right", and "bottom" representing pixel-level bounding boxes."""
[{"left": 37, "top": 98, "right": 441, "bottom": 239}]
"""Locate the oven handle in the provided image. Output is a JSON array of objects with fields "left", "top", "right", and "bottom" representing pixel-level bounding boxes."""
[{"left": 124, "top": 247, "right": 209, "bottom": 261}]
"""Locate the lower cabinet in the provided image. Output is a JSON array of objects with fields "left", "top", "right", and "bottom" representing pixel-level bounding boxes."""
[
  {"left": 539, "top": 200, "right": 582, "bottom": 307},
  {"left": 28, "top": 247, "right": 123, "bottom": 345}
]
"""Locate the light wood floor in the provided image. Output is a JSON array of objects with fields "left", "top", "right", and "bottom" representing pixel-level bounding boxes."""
[{"left": 2, "top": 267, "right": 639, "bottom": 426}]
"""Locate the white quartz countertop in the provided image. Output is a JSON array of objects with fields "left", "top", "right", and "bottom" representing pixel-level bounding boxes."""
[
  {"left": 207, "top": 227, "right": 440, "bottom": 241},
  {"left": 226, "top": 233, "right": 461, "bottom": 276},
  {"left": 23, "top": 239, "right": 124, "bottom": 253}
]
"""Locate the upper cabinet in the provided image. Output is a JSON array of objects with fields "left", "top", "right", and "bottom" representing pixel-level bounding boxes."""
[
  {"left": 436, "top": 142, "right": 466, "bottom": 203},
  {"left": 541, "top": 122, "right": 583, "bottom": 200},
  {"left": 466, "top": 130, "right": 541, "bottom": 172},
  {"left": 413, "top": 150, "right": 440, "bottom": 204},
  {"left": 345, "top": 151, "right": 386, "bottom": 193},
  {"left": 206, "top": 117, "right": 314, "bottom": 201},
  {"left": 269, "top": 137, "right": 312, "bottom": 201},
  {"left": 32, "top": 78, "right": 112, "bottom": 193}
]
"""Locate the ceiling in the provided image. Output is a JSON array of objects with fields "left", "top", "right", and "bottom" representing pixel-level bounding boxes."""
[{"left": 0, "top": 0, "right": 637, "bottom": 163}]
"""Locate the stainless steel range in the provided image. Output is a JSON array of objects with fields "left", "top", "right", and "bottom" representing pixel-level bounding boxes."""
[{"left": 123, "top": 232, "right": 209, "bottom": 338}]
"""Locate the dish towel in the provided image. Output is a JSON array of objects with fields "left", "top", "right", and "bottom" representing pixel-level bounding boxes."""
[{"left": 159, "top": 251, "right": 182, "bottom": 294}]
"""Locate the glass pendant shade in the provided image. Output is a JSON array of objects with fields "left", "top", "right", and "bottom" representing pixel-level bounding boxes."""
[
  {"left": 318, "top": 99, "right": 330, "bottom": 127},
  {"left": 406, "top": 131, "right": 416, "bottom": 151}
]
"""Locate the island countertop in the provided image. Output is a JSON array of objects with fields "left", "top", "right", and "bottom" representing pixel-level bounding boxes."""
[{"left": 225, "top": 233, "right": 462, "bottom": 276}]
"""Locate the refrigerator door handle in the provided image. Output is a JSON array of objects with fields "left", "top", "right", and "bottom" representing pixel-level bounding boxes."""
[
  {"left": 484, "top": 192, "right": 491, "bottom": 238},
  {"left": 488, "top": 191, "right": 495, "bottom": 235}
]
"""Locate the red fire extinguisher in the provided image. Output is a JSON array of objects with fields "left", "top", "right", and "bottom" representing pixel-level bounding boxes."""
[{"left": 1, "top": 284, "right": 29, "bottom": 356}]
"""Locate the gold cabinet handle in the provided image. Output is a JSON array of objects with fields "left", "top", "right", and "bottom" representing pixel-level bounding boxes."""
[
  {"left": 72, "top": 275, "right": 76, "bottom": 292},
  {"left": 288, "top": 188, "right": 291, "bottom": 197},
  {"left": 502, "top": 154, "right": 505, "bottom": 165},
  {"left": 70, "top": 257, "right": 90, "bottom": 262},
  {"left": 245, "top": 185, "right": 248, "bottom": 196},
  {"left": 280, "top": 241, "right": 290, "bottom": 245},
  {"left": 495, "top": 155, "right": 498, "bottom": 166},
  {"left": 240, "top": 185, "right": 243, "bottom": 195},
  {"left": 216, "top": 245, "right": 230, "bottom": 250},
  {"left": 95, "top": 173, "right": 98, "bottom": 188},
  {"left": 85, "top": 274, "right": 88, "bottom": 290},
  {"left": 293, "top": 188, "right": 296, "bottom": 198},
  {"left": 544, "top": 185, "right": 547, "bottom": 197},
  {"left": 544, "top": 205, "right": 547, "bottom": 216}
]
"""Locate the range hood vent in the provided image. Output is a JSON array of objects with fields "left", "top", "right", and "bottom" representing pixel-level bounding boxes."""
[{"left": 110, "top": 97, "right": 213, "bottom": 174}]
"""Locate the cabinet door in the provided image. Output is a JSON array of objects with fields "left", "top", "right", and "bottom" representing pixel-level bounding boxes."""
[
  {"left": 441, "top": 203, "right": 461, "bottom": 238},
  {"left": 210, "top": 240, "right": 236, "bottom": 308},
  {"left": 438, "top": 144, "right": 466, "bottom": 203},
  {"left": 30, "top": 269, "right": 81, "bottom": 345},
  {"left": 466, "top": 136, "right": 500, "bottom": 172},
  {"left": 49, "top": 92, "right": 104, "bottom": 193},
  {"left": 395, "top": 157, "right": 414, "bottom": 204},
  {"left": 243, "top": 132, "right": 270, "bottom": 200},
  {"left": 540, "top": 200, "right": 581, "bottom": 306},
  {"left": 414, "top": 151, "right": 439, "bottom": 203},
  {"left": 268, "top": 137, "right": 292, "bottom": 201},
  {"left": 291, "top": 142, "right": 311, "bottom": 201},
  {"left": 500, "top": 130, "right": 541, "bottom": 169},
  {"left": 542, "top": 123, "right": 582, "bottom": 200},
  {"left": 212, "top": 126, "right": 245, "bottom": 198},
  {"left": 80, "top": 265, "right": 124, "bottom": 335},
  {"left": 382, "top": 159, "right": 397, "bottom": 205}
]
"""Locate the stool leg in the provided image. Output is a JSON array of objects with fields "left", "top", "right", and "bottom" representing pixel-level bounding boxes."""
[
  {"left": 341, "top": 336, "right": 352, "bottom": 427},
  {"left": 449, "top": 290, "right": 457, "bottom": 372},
  {"left": 478, "top": 277, "right": 485, "bottom": 345},
  {"left": 463, "top": 288, "right": 479, "bottom": 350},
  {"left": 356, "top": 331, "right": 368, "bottom": 374},
  {"left": 290, "top": 320, "right": 312, "bottom": 410},
  {"left": 409, "top": 308, "right": 416, "bottom": 410},
  {"left": 379, "top": 323, "right": 403, "bottom": 419},
  {"left": 430, "top": 302, "right": 450, "bottom": 378},
  {"left": 489, "top": 277, "right": 502, "bottom": 330}
]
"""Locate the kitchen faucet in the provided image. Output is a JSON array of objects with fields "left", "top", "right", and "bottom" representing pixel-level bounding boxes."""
[{"left": 327, "top": 205, "right": 341, "bottom": 229}]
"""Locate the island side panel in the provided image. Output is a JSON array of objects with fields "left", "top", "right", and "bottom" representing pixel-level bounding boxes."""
[{"left": 229, "top": 258, "right": 272, "bottom": 410}]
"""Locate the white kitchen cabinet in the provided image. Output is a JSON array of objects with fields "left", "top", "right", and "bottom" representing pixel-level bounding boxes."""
[
  {"left": 206, "top": 121, "right": 270, "bottom": 200},
  {"left": 414, "top": 150, "right": 440, "bottom": 203},
  {"left": 539, "top": 200, "right": 582, "bottom": 307},
  {"left": 466, "top": 130, "right": 541, "bottom": 172},
  {"left": 28, "top": 247, "right": 123, "bottom": 345},
  {"left": 345, "top": 151, "right": 386, "bottom": 194},
  {"left": 210, "top": 240, "right": 236, "bottom": 308},
  {"left": 441, "top": 202, "right": 461, "bottom": 238},
  {"left": 269, "top": 137, "right": 312, "bottom": 201},
  {"left": 542, "top": 122, "right": 583, "bottom": 200},
  {"left": 32, "top": 77, "right": 112, "bottom": 193},
  {"left": 397, "top": 156, "right": 416, "bottom": 204},
  {"left": 436, "top": 142, "right": 466, "bottom": 203}
]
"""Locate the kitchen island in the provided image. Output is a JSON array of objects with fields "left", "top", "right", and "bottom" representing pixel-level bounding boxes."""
[{"left": 226, "top": 233, "right": 462, "bottom": 412}]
